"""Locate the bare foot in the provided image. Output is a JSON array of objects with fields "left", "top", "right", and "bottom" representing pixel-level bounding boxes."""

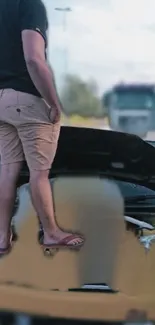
[{"left": 43, "top": 228, "right": 84, "bottom": 247}]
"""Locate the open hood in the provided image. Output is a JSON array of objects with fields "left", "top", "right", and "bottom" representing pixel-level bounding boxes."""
[{"left": 20, "top": 126, "right": 155, "bottom": 190}]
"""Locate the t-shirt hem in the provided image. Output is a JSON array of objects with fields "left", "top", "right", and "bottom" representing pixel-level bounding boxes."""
[{"left": 0, "top": 86, "right": 42, "bottom": 98}]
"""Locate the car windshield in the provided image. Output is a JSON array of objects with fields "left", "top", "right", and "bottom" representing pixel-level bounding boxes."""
[
  {"left": 112, "top": 90, "right": 155, "bottom": 110},
  {"left": 43, "top": 0, "right": 155, "bottom": 139}
]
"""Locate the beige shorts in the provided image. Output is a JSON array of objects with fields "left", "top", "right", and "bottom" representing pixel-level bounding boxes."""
[{"left": 0, "top": 89, "right": 61, "bottom": 170}]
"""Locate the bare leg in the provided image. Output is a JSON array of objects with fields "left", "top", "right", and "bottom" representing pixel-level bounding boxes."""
[
  {"left": 0, "top": 162, "right": 22, "bottom": 248},
  {"left": 30, "top": 170, "right": 83, "bottom": 245}
]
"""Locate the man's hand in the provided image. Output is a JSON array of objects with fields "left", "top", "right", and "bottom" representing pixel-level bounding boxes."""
[{"left": 50, "top": 106, "right": 61, "bottom": 124}]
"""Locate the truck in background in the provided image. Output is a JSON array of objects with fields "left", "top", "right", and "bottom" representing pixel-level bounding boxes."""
[{"left": 102, "top": 83, "right": 155, "bottom": 138}]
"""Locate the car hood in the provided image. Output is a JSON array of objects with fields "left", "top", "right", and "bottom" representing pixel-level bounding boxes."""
[{"left": 20, "top": 126, "right": 155, "bottom": 190}]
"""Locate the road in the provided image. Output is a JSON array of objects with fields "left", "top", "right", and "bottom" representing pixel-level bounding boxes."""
[{"left": 145, "top": 131, "right": 155, "bottom": 141}]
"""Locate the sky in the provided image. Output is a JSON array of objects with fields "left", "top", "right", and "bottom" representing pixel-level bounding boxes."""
[{"left": 43, "top": 0, "right": 155, "bottom": 95}]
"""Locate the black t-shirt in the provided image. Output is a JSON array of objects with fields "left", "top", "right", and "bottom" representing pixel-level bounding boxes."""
[{"left": 0, "top": 0, "right": 48, "bottom": 97}]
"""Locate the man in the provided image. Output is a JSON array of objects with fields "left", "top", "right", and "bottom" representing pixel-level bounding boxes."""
[{"left": 0, "top": 0, "right": 84, "bottom": 255}]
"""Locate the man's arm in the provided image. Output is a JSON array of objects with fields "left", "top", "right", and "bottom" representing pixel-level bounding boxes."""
[
  {"left": 22, "top": 30, "right": 61, "bottom": 111},
  {"left": 19, "top": 0, "right": 61, "bottom": 117}
]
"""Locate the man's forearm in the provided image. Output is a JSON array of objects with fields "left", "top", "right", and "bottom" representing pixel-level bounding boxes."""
[{"left": 26, "top": 58, "right": 62, "bottom": 109}]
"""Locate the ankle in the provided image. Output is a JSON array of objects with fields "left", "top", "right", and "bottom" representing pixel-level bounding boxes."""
[
  {"left": 0, "top": 232, "right": 10, "bottom": 243},
  {"left": 43, "top": 226, "right": 59, "bottom": 240}
]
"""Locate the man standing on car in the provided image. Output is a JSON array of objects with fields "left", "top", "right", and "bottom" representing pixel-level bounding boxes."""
[{"left": 0, "top": 0, "right": 83, "bottom": 255}]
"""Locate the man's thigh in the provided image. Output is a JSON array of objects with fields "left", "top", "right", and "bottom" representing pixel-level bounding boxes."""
[
  {"left": 0, "top": 122, "right": 24, "bottom": 165},
  {"left": 15, "top": 91, "right": 61, "bottom": 171},
  {"left": 18, "top": 122, "right": 60, "bottom": 171}
]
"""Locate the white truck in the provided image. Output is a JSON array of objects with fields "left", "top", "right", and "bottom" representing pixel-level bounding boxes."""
[{"left": 103, "top": 83, "right": 155, "bottom": 138}]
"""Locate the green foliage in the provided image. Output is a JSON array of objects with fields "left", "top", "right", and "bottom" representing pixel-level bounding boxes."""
[{"left": 60, "top": 74, "right": 106, "bottom": 117}]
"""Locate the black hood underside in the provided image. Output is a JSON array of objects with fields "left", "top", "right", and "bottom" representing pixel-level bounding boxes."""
[{"left": 19, "top": 126, "right": 155, "bottom": 190}]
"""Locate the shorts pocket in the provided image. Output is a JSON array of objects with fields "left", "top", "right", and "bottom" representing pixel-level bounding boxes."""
[{"left": 43, "top": 100, "right": 61, "bottom": 125}]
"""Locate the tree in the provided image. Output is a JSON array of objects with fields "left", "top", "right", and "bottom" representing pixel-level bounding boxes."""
[{"left": 60, "top": 74, "right": 105, "bottom": 117}]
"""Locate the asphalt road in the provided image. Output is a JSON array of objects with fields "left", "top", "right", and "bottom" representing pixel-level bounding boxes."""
[{"left": 145, "top": 131, "right": 155, "bottom": 141}]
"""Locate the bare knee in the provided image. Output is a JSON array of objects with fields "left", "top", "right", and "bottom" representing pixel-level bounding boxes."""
[
  {"left": 29, "top": 169, "right": 49, "bottom": 184},
  {"left": 0, "top": 162, "right": 23, "bottom": 183}
]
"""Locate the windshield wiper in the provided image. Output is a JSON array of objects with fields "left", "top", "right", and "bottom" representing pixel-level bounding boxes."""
[{"left": 125, "top": 194, "right": 155, "bottom": 203}]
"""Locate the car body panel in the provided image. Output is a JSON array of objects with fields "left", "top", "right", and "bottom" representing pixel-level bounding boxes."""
[{"left": 19, "top": 126, "right": 155, "bottom": 187}]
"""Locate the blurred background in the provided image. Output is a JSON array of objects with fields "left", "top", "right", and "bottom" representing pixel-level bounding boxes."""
[{"left": 43, "top": 0, "right": 155, "bottom": 140}]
